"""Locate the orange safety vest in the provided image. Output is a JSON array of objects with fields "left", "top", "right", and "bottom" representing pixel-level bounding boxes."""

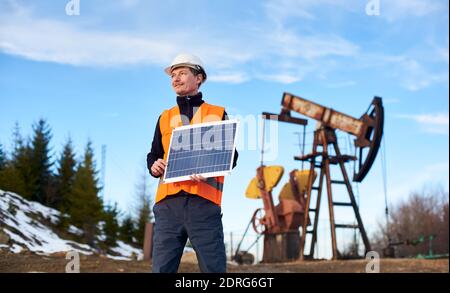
[{"left": 155, "top": 102, "right": 226, "bottom": 206}]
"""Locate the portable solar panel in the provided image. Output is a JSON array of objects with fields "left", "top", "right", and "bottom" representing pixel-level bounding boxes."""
[{"left": 163, "top": 120, "right": 239, "bottom": 183}]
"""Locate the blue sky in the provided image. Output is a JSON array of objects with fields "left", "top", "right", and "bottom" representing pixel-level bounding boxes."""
[{"left": 0, "top": 0, "right": 448, "bottom": 258}]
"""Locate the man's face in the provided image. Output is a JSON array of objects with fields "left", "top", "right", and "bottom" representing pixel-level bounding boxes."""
[{"left": 171, "top": 67, "right": 203, "bottom": 96}]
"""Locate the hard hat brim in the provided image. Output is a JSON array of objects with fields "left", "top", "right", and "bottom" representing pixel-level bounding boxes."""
[
  {"left": 164, "top": 63, "right": 198, "bottom": 75},
  {"left": 164, "top": 63, "right": 207, "bottom": 83}
]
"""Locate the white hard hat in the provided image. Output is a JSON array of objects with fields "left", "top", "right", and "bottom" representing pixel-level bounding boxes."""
[{"left": 165, "top": 53, "right": 207, "bottom": 81}]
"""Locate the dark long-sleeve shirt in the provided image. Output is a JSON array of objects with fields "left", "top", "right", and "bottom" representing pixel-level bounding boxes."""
[{"left": 147, "top": 92, "right": 238, "bottom": 178}]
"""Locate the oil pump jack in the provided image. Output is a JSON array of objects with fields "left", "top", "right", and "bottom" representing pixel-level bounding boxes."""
[{"left": 235, "top": 92, "right": 384, "bottom": 263}]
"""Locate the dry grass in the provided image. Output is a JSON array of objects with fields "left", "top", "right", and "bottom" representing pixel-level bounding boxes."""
[{"left": 0, "top": 250, "right": 447, "bottom": 273}]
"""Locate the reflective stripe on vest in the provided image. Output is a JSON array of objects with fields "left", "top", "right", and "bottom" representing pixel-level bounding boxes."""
[{"left": 155, "top": 102, "right": 226, "bottom": 206}]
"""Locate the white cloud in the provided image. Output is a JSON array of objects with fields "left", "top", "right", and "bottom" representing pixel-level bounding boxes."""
[
  {"left": 258, "top": 73, "right": 302, "bottom": 84},
  {"left": 325, "top": 80, "right": 357, "bottom": 88},
  {"left": 265, "top": 29, "right": 359, "bottom": 60},
  {"left": 253, "top": 28, "right": 359, "bottom": 84},
  {"left": 208, "top": 72, "right": 249, "bottom": 84},
  {"left": 413, "top": 114, "right": 449, "bottom": 126},
  {"left": 436, "top": 47, "right": 449, "bottom": 65},
  {"left": 119, "top": 0, "right": 141, "bottom": 9},
  {"left": 261, "top": 0, "right": 448, "bottom": 89},
  {"left": 0, "top": 0, "right": 445, "bottom": 90},
  {"left": 264, "top": 0, "right": 445, "bottom": 23},
  {"left": 264, "top": 0, "right": 316, "bottom": 23},
  {"left": 397, "top": 113, "right": 449, "bottom": 135},
  {"left": 357, "top": 53, "right": 449, "bottom": 91},
  {"left": 0, "top": 6, "right": 255, "bottom": 71},
  {"left": 389, "top": 162, "right": 449, "bottom": 202},
  {"left": 0, "top": 2, "right": 361, "bottom": 86},
  {"left": 0, "top": 11, "right": 176, "bottom": 67},
  {"left": 383, "top": 98, "right": 401, "bottom": 105},
  {"left": 381, "top": 0, "right": 444, "bottom": 22},
  {"left": 263, "top": 0, "right": 361, "bottom": 25},
  {"left": 397, "top": 58, "right": 449, "bottom": 91}
]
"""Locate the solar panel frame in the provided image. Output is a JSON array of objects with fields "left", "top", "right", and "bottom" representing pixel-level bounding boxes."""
[{"left": 163, "top": 119, "right": 239, "bottom": 184}]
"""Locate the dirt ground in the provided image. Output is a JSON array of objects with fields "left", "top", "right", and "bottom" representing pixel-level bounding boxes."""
[{"left": 0, "top": 250, "right": 448, "bottom": 273}]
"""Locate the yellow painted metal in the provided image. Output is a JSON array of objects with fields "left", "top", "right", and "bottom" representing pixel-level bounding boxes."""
[
  {"left": 278, "top": 182, "right": 295, "bottom": 200},
  {"left": 278, "top": 170, "right": 317, "bottom": 200},
  {"left": 245, "top": 166, "right": 284, "bottom": 199}
]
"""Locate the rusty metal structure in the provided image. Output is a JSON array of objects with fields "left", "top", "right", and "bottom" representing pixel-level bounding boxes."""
[
  {"left": 251, "top": 115, "right": 310, "bottom": 262},
  {"left": 143, "top": 222, "right": 154, "bottom": 261},
  {"left": 236, "top": 92, "right": 384, "bottom": 263}
]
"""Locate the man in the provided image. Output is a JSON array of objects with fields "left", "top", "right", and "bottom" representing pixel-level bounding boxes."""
[{"left": 147, "top": 53, "right": 238, "bottom": 273}]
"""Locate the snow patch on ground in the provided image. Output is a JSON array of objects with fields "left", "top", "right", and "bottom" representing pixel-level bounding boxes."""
[
  {"left": 0, "top": 190, "right": 143, "bottom": 260},
  {"left": 110, "top": 240, "right": 144, "bottom": 261}
]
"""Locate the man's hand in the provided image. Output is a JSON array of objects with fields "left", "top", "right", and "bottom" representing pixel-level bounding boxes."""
[
  {"left": 190, "top": 174, "right": 207, "bottom": 182},
  {"left": 151, "top": 159, "right": 167, "bottom": 177}
]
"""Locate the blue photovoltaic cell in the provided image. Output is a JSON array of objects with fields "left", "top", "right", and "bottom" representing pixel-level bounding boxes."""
[{"left": 164, "top": 121, "right": 237, "bottom": 181}]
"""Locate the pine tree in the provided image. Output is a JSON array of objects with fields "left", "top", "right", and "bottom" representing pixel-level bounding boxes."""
[
  {"left": 119, "top": 214, "right": 136, "bottom": 245},
  {"left": 29, "top": 118, "right": 53, "bottom": 204},
  {"left": 135, "top": 198, "right": 152, "bottom": 247},
  {"left": 68, "top": 141, "right": 103, "bottom": 245},
  {"left": 3, "top": 123, "right": 32, "bottom": 197},
  {"left": 11, "top": 122, "right": 23, "bottom": 157},
  {"left": 0, "top": 142, "right": 13, "bottom": 191},
  {"left": 102, "top": 203, "right": 120, "bottom": 247},
  {"left": 15, "top": 143, "right": 34, "bottom": 198},
  {"left": 54, "top": 138, "right": 76, "bottom": 211},
  {"left": 0, "top": 142, "right": 5, "bottom": 171}
]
